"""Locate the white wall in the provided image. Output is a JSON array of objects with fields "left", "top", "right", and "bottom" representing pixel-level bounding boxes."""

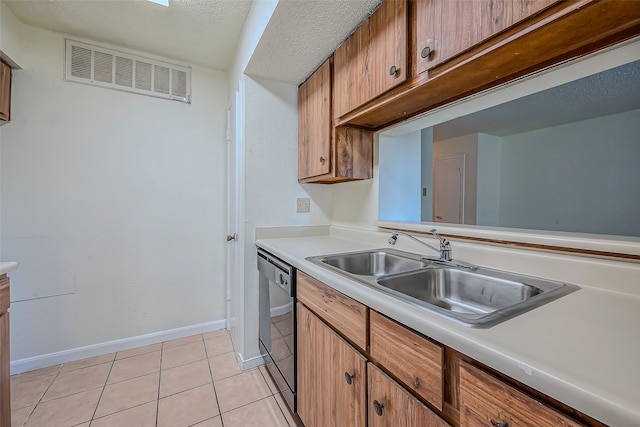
[
  {"left": 236, "top": 75, "right": 332, "bottom": 364},
  {"left": 420, "top": 128, "right": 434, "bottom": 222},
  {"left": 1, "top": 22, "right": 229, "bottom": 364},
  {"left": 378, "top": 131, "right": 421, "bottom": 221},
  {"left": 0, "top": 1, "right": 25, "bottom": 67},
  {"left": 476, "top": 133, "right": 502, "bottom": 226},
  {"left": 499, "top": 108, "right": 640, "bottom": 236}
]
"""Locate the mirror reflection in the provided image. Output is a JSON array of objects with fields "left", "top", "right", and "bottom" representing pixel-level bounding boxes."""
[{"left": 379, "top": 58, "right": 640, "bottom": 238}]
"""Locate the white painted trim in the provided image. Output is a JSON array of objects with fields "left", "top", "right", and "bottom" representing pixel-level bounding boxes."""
[
  {"left": 10, "top": 319, "right": 226, "bottom": 375},
  {"left": 270, "top": 302, "right": 292, "bottom": 317},
  {"left": 236, "top": 351, "right": 264, "bottom": 371}
]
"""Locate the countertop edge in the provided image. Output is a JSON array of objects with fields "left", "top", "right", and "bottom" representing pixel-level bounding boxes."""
[{"left": 0, "top": 262, "right": 18, "bottom": 276}]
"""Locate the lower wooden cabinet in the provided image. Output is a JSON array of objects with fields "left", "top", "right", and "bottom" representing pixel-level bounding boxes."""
[
  {"left": 370, "top": 310, "right": 444, "bottom": 411},
  {"left": 296, "top": 272, "right": 601, "bottom": 426},
  {"left": 460, "top": 361, "right": 583, "bottom": 427},
  {"left": 0, "top": 275, "right": 10, "bottom": 427},
  {"left": 368, "top": 363, "right": 450, "bottom": 427},
  {"left": 297, "top": 303, "right": 366, "bottom": 427}
]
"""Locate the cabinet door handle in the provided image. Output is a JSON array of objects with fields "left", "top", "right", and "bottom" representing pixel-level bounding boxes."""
[
  {"left": 373, "top": 400, "right": 384, "bottom": 416},
  {"left": 319, "top": 156, "right": 325, "bottom": 164},
  {"left": 344, "top": 371, "right": 354, "bottom": 385},
  {"left": 490, "top": 420, "right": 508, "bottom": 427},
  {"left": 389, "top": 65, "right": 397, "bottom": 76},
  {"left": 421, "top": 39, "right": 436, "bottom": 59}
]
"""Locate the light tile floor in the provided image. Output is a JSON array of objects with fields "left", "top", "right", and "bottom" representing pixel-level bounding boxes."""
[{"left": 10, "top": 330, "right": 296, "bottom": 427}]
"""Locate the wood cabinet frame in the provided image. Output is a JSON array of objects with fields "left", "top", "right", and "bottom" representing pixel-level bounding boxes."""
[
  {"left": 0, "top": 60, "right": 11, "bottom": 123},
  {"left": 296, "top": 270, "right": 607, "bottom": 426},
  {"left": 337, "top": 0, "right": 640, "bottom": 130}
]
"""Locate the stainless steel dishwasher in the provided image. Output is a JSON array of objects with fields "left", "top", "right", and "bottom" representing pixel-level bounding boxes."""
[{"left": 258, "top": 249, "right": 297, "bottom": 414}]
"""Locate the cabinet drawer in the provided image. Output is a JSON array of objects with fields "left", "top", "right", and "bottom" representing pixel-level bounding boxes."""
[
  {"left": 297, "top": 271, "right": 367, "bottom": 351},
  {"left": 368, "top": 363, "right": 450, "bottom": 427},
  {"left": 0, "top": 276, "right": 9, "bottom": 315},
  {"left": 370, "top": 310, "right": 444, "bottom": 411},
  {"left": 460, "top": 361, "right": 583, "bottom": 427}
]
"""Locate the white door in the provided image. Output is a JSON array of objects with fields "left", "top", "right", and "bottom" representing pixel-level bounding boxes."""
[
  {"left": 225, "top": 90, "right": 241, "bottom": 330},
  {"left": 434, "top": 154, "right": 465, "bottom": 223}
]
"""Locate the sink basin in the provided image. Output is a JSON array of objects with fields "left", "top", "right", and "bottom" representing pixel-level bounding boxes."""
[
  {"left": 307, "top": 249, "right": 579, "bottom": 327},
  {"left": 377, "top": 268, "right": 543, "bottom": 315},
  {"left": 319, "top": 250, "right": 427, "bottom": 277}
]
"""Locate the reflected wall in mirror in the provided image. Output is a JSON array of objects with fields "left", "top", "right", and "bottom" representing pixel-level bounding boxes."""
[{"left": 379, "top": 57, "right": 640, "bottom": 238}]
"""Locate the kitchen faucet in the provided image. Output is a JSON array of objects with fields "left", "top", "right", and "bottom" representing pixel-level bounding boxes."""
[{"left": 388, "top": 229, "right": 476, "bottom": 270}]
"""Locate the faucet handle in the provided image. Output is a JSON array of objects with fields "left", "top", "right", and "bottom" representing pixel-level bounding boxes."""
[{"left": 430, "top": 229, "right": 452, "bottom": 261}]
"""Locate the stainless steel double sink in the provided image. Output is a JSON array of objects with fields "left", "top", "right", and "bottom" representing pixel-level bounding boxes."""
[{"left": 306, "top": 249, "right": 579, "bottom": 328}]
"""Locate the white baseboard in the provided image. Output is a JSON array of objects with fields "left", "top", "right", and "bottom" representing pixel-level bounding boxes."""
[
  {"left": 236, "top": 351, "right": 265, "bottom": 371},
  {"left": 10, "top": 319, "right": 226, "bottom": 375},
  {"left": 270, "top": 302, "right": 292, "bottom": 317}
]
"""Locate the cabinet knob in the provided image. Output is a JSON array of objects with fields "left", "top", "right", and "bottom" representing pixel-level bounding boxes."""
[
  {"left": 421, "top": 39, "right": 436, "bottom": 59},
  {"left": 490, "top": 420, "right": 508, "bottom": 427},
  {"left": 373, "top": 400, "right": 384, "bottom": 416},
  {"left": 319, "top": 156, "right": 325, "bottom": 164},
  {"left": 389, "top": 65, "right": 397, "bottom": 76},
  {"left": 344, "top": 371, "right": 354, "bottom": 385}
]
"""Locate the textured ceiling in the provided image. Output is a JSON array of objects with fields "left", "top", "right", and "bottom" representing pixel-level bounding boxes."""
[
  {"left": 4, "top": 0, "right": 252, "bottom": 70},
  {"left": 245, "top": 0, "right": 383, "bottom": 85},
  {"left": 5, "top": 0, "right": 384, "bottom": 83},
  {"left": 434, "top": 59, "right": 640, "bottom": 140}
]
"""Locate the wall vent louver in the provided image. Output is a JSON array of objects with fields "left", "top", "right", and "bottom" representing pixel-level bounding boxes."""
[{"left": 65, "top": 39, "right": 191, "bottom": 103}]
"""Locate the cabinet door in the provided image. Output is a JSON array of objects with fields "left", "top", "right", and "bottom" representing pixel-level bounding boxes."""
[
  {"left": 0, "top": 313, "right": 10, "bottom": 427},
  {"left": 370, "top": 310, "right": 444, "bottom": 410},
  {"left": 334, "top": 0, "right": 407, "bottom": 119},
  {"left": 413, "top": 0, "right": 443, "bottom": 75},
  {"left": 460, "top": 361, "right": 583, "bottom": 427},
  {"left": 368, "top": 363, "right": 450, "bottom": 427},
  {"left": 297, "top": 303, "right": 366, "bottom": 427},
  {"left": 298, "top": 59, "right": 331, "bottom": 180},
  {"left": 0, "top": 61, "right": 11, "bottom": 122},
  {"left": 297, "top": 271, "right": 367, "bottom": 351},
  {"left": 437, "top": 0, "right": 483, "bottom": 66},
  {"left": 419, "top": 0, "right": 559, "bottom": 71}
]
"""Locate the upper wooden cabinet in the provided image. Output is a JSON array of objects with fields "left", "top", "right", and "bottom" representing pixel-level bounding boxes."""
[
  {"left": 414, "top": 0, "right": 558, "bottom": 75},
  {"left": 342, "top": 0, "right": 640, "bottom": 129},
  {"left": 0, "top": 61, "right": 11, "bottom": 123},
  {"left": 298, "top": 58, "right": 374, "bottom": 183},
  {"left": 333, "top": 0, "right": 408, "bottom": 119},
  {"left": 298, "top": 59, "right": 331, "bottom": 180}
]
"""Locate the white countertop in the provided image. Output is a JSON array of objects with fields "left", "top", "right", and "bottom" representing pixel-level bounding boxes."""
[
  {"left": 0, "top": 261, "right": 18, "bottom": 275},
  {"left": 256, "top": 234, "right": 640, "bottom": 427}
]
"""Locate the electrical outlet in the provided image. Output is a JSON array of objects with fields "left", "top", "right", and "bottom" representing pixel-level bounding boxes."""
[{"left": 296, "top": 198, "right": 310, "bottom": 213}]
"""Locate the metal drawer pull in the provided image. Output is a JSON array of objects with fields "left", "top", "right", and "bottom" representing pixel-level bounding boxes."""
[
  {"left": 421, "top": 46, "right": 431, "bottom": 58},
  {"left": 490, "top": 420, "right": 508, "bottom": 427},
  {"left": 344, "top": 372, "right": 354, "bottom": 385},
  {"left": 373, "top": 400, "right": 384, "bottom": 416},
  {"left": 320, "top": 156, "right": 325, "bottom": 164},
  {"left": 389, "top": 65, "right": 397, "bottom": 76}
]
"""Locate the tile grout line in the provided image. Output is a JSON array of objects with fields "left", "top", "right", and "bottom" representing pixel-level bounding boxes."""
[
  {"left": 88, "top": 358, "right": 116, "bottom": 425},
  {"left": 257, "top": 367, "right": 293, "bottom": 427},
  {"left": 202, "top": 333, "right": 225, "bottom": 426},
  {"left": 19, "top": 364, "right": 63, "bottom": 426},
  {"left": 156, "top": 341, "right": 164, "bottom": 427}
]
